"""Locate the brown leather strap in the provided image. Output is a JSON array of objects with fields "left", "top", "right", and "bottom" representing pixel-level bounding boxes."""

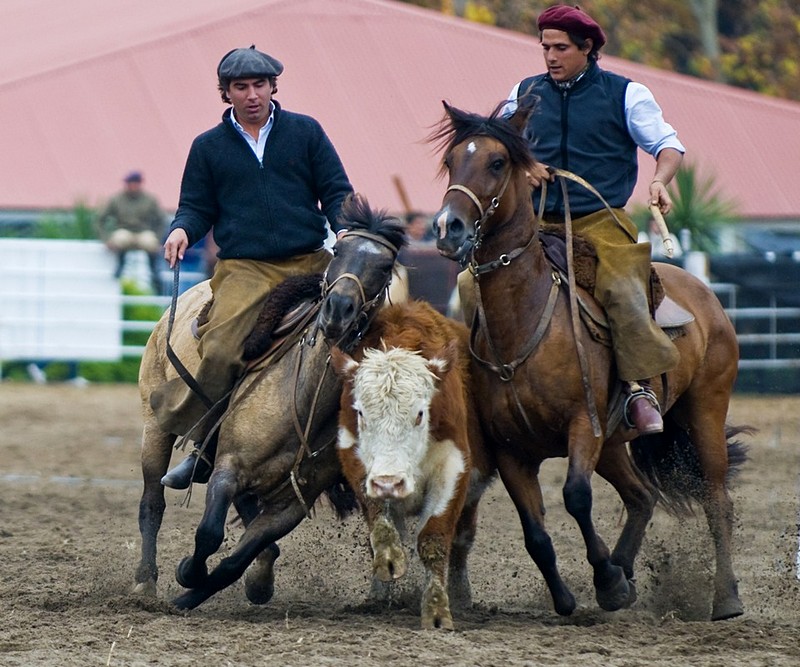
[
  {"left": 560, "top": 177, "right": 603, "bottom": 439},
  {"left": 164, "top": 261, "right": 214, "bottom": 409}
]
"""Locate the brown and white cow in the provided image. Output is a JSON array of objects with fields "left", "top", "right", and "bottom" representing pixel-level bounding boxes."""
[{"left": 331, "top": 300, "right": 494, "bottom": 630}]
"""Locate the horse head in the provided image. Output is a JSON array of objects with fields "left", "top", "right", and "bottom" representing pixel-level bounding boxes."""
[
  {"left": 430, "top": 99, "right": 536, "bottom": 266},
  {"left": 317, "top": 193, "right": 406, "bottom": 346}
]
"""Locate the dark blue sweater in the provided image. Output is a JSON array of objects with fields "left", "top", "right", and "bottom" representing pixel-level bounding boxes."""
[
  {"left": 171, "top": 102, "right": 353, "bottom": 261},
  {"left": 518, "top": 62, "right": 637, "bottom": 217}
]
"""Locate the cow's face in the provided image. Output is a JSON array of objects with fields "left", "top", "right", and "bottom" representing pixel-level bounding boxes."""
[{"left": 333, "top": 345, "right": 448, "bottom": 499}]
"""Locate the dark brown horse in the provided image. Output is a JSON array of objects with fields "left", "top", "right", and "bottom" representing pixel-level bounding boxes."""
[
  {"left": 430, "top": 100, "right": 748, "bottom": 621},
  {"left": 134, "top": 194, "right": 406, "bottom": 610}
]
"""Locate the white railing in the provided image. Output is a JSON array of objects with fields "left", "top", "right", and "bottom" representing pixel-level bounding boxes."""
[{"left": 2, "top": 239, "right": 798, "bottom": 371}]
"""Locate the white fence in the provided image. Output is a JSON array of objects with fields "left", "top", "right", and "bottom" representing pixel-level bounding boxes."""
[
  {"left": 0, "top": 239, "right": 203, "bottom": 367},
  {"left": 0, "top": 239, "right": 123, "bottom": 361},
  {"left": 1, "top": 239, "right": 798, "bottom": 371}
]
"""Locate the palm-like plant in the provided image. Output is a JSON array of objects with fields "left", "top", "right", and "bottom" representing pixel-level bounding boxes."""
[
  {"left": 667, "top": 164, "right": 739, "bottom": 252},
  {"left": 632, "top": 163, "right": 739, "bottom": 253}
]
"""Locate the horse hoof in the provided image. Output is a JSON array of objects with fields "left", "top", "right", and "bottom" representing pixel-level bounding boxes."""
[
  {"left": 244, "top": 570, "right": 275, "bottom": 605},
  {"left": 595, "top": 566, "right": 631, "bottom": 612},
  {"left": 712, "top": 597, "right": 744, "bottom": 621},
  {"left": 132, "top": 580, "right": 157, "bottom": 597},
  {"left": 175, "top": 556, "right": 207, "bottom": 589},
  {"left": 554, "top": 591, "right": 577, "bottom": 616},
  {"left": 172, "top": 591, "right": 201, "bottom": 611}
]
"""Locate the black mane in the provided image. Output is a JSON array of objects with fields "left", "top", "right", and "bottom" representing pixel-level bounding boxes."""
[
  {"left": 336, "top": 193, "right": 407, "bottom": 251},
  {"left": 429, "top": 99, "right": 536, "bottom": 178}
]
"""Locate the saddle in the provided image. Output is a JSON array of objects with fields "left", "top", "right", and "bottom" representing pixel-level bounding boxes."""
[
  {"left": 539, "top": 226, "right": 694, "bottom": 347},
  {"left": 192, "top": 273, "right": 323, "bottom": 363}
]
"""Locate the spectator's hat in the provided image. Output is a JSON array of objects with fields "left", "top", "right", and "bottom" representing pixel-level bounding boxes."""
[
  {"left": 217, "top": 45, "right": 284, "bottom": 79},
  {"left": 537, "top": 5, "right": 606, "bottom": 49},
  {"left": 124, "top": 171, "right": 143, "bottom": 183}
]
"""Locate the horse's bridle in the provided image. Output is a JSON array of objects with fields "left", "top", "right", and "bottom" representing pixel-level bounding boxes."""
[
  {"left": 445, "top": 166, "right": 538, "bottom": 275},
  {"left": 315, "top": 229, "right": 400, "bottom": 352}
]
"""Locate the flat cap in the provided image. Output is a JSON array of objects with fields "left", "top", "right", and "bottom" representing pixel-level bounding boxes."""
[
  {"left": 124, "top": 171, "right": 143, "bottom": 183},
  {"left": 217, "top": 45, "right": 284, "bottom": 79},
  {"left": 537, "top": 5, "right": 606, "bottom": 49}
]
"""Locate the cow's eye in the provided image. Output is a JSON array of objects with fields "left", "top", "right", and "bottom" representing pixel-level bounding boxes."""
[{"left": 414, "top": 410, "right": 423, "bottom": 427}]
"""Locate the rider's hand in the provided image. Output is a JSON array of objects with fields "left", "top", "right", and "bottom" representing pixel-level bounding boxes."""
[
  {"left": 163, "top": 228, "right": 189, "bottom": 268},
  {"left": 649, "top": 180, "right": 673, "bottom": 215},
  {"left": 525, "top": 162, "right": 554, "bottom": 189}
]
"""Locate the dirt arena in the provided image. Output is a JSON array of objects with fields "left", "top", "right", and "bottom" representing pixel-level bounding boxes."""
[{"left": 1, "top": 383, "right": 798, "bottom": 666}]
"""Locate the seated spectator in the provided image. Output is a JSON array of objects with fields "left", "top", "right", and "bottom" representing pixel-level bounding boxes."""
[{"left": 96, "top": 171, "right": 167, "bottom": 292}]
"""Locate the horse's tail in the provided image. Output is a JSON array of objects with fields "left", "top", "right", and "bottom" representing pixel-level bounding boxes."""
[
  {"left": 629, "top": 417, "right": 753, "bottom": 517},
  {"left": 323, "top": 475, "right": 359, "bottom": 520}
]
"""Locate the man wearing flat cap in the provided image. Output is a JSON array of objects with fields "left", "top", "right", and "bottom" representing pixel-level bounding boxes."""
[
  {"left": 152, "top": 45, "right": 353, "bottom": 488},
  {"left": 506, "top": 4, "right": 685, "bottom": 435}
]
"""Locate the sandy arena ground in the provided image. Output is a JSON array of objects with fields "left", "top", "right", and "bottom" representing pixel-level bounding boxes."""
[{"left": 0, "top": 384, "right": 798, "bottom": 666}]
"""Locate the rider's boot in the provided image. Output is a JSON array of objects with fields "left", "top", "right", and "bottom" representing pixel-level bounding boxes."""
[
  {"left": 161, "top": 434, "right": 217, "bottom": 489},
  {"left": 625, "top": 381, "right": 663, "bottom": 435}
]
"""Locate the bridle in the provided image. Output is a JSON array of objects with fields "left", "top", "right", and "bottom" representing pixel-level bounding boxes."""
[
  {"left": 445, "top": 155, "right": 606, "bottom": 439},
  {"left": 445, "top": 164, "right": 536, "bottom": 275},
  {"left": 315, "top": 229, "right": 400, "bottom": 352}
]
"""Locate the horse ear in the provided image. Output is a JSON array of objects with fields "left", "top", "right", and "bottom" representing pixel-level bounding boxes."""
[
  {"left": 442, "top": 100, "right": 454, "bottom": 119},
  {"left": 330, "top": 346, "right": 359, "bottom": 379},
  {"left": 508, "top": 93, "right": 536, "bottom": 134}
]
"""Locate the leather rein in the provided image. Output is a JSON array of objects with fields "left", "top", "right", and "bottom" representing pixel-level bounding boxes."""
[
  {"left": 247, "top": 230, "right": 399, "bottom": 517},
  {"left": 167, "top": 230, "right": 399, "bottom": 513}
]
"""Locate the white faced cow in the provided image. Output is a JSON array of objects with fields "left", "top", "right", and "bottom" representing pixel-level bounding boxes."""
[{"left": 331, "top": 301, "right": 494, "bottom": 630}]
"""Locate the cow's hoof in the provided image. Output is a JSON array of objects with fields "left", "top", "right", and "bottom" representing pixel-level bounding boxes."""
[
  {"left": 373, "top": 544, "right": 407, "bottom": 581},
  {"left": 422, "top": 583, "right": 454, "bottom": 630}
]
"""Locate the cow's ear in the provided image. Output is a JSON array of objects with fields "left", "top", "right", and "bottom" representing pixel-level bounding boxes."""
[
  {"left": 427, "top": 339, "right": 458, "bottom": 383},
  {"left": 330, "top": 346, "right": 359, "bottom": 378}
]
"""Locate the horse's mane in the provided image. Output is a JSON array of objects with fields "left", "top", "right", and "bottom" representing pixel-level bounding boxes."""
[
  {"left": 337, "top": 193, "right": 408, "bottom": 251},
  {"left": 429, "top": 99, "right": 536, "bottom": 178}
]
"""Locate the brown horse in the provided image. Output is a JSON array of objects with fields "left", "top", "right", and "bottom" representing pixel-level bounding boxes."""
[
  {"left": 134, "top": 194, "right": 406, "bottom": 609},
  {"left": 430, "top": 100, "right": 748, "bottom": 621}
]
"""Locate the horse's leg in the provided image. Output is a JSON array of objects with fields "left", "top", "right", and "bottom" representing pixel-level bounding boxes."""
[
  {"left": 133, "top": 422, "right": 173, "bottom": 596},
  {"left": 234, "top": 493, "right": 280, "bottom": 605},
  {"left": 562, "top": 431, "right": 631, "bottom": 612},
  {"left": 679, "top": 397, "right": 744, "bottom": 620},
  {"left": 175, "top": 466, "right": 237, "bottom": 590},
  {"left": 447, "top": 492, "right": 481, "bottom": 611},
  {"left": 172, "top": 496, "right": 308, "bottom": 610},
  {"left": 417, "top": 513, "right": 458, "bottom": 631},
  {"left": 495, "top": 450, "right": 576, "bottom": 616},
  {"left": 595, "top": 436, "right": 657, "bottom": 589}
]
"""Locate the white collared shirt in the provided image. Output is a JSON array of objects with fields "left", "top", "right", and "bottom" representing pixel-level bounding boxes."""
[{"left": 231, "top": 101, "right": 275, "bottom": 162}]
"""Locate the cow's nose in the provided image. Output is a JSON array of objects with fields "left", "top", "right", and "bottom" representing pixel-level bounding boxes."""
[{"left": 369, "top": 475, "right": 407, "bottom": 499}]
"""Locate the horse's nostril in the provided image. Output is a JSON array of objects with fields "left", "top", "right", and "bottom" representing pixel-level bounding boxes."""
[{"left": 449, "top": 217, "right": 465, "bottom": 236}]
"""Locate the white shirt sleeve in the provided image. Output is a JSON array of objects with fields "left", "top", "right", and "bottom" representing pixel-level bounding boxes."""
[
  {"left": 625, "top": 82, "right": 685, "bottom": 158},
  {"left": 503, "top": 82, "right": 522, "bottom": 118}
]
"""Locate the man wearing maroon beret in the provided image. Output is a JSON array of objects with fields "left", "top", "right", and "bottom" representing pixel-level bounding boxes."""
[{"left": 506, "top": 4, "right": 685, "bottom": 435}]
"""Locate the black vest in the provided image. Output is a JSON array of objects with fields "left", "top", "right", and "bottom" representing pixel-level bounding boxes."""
[{"left": 518, "top": 62, "right": 637, "bottom": 217}]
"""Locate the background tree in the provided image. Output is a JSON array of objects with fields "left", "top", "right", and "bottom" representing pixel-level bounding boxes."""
[{"left": 402, "top": 0, "right": 800, "bottom": 101}]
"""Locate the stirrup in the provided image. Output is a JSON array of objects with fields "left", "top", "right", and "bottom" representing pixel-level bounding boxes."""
[{"left": 623, "top": 382, "right": 660, "bottom": 430}]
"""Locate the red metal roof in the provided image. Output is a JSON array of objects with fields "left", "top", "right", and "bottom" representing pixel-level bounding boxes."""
[{"left": 1, "top": 0, "right": 799, "bottom": 219}]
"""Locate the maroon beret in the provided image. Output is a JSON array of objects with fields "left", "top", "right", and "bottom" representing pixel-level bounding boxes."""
[{"left": 537, "top": 5, "right": 606, "bottom": 49}]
